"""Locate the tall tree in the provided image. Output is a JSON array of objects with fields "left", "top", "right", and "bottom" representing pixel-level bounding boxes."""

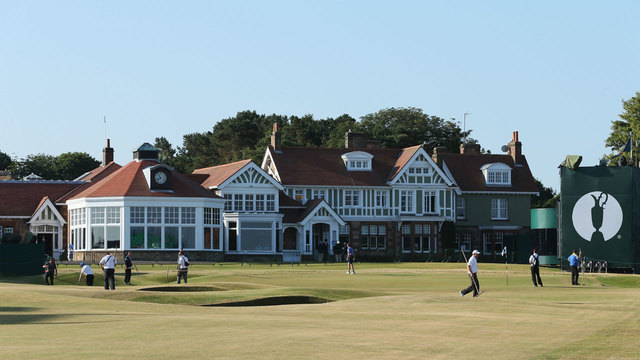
[
  {"left": 605, "top": 91, "right": 640, "bottom": 164},
  {"left": 14, "top": 154, "right": 58, "bottom": 179},
  {"left": 531, "top": 179, "right": 557, "bottom": 208},
  {"left": 154, "top": 137, "right": 178, "bottom": 169},
  {"left": 358, "top": 107, "right": 474, "bottom": 151},
  {"left": 55, "top": 152, "right": 101, "bottom": 180},
  {"left": 0, "top": 150, "right": 12, "bottom": 170}
]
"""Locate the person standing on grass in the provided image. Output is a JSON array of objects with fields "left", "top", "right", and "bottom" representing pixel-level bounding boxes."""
[
  {"left": 568, "top": 249, "right": 580, "bottom": 285},
  {"left": 177, "top": 249, "right": 189, "bottom": 284},
  {"left": 124, "top": 251, "right": 133, "bottom": 285},
  {"left": 99, "top": 252, "right": 117, "bottom": 290},
  {"left": 67, "top": 242, "right": 74, "bottom": 261},
  {"left": 460, "top": 250, "right": 480, "bottom": 297},
  {"left": 529, "top": 248, "right": 543, "bottom": 287},
  {"left": 346, "top": 243, "right": 356, "bottom": 274},
  {"left": 78, "top": 262, "right": 94, "bottom": 286},
  {"left": 43, "top": 257, "right": 57, "bottom": 285}
]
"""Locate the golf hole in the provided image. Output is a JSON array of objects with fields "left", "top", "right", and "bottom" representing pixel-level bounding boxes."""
[
  {"left": 138, "top": 286, "right": 221, "bottom": 292},
  {"left": 204, "top": 296, "right": 331, "bottom": 307}
]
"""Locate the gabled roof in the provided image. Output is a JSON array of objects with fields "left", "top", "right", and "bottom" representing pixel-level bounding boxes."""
[
  {"left": 193, "top": 159, "right": 283, "bottom": 190},
  {"left": 439, "top": 154, "right": 538, "bottom": 193},
  {"left": 57, "top": 162, "right": 122, "bottom": 203},
  {"left": 31, "top": 196, "right": 66, "bottom": 224},
  {"left": 0, "top": 181, "right": 83, "bottom": 217},
  {"left": 69, "top": 160, "right": 221, "bottom": 199},
  {"left": 298, "top": 198, "right": 345, "bottom": 225},
  {"left": 266, "top": 145, "right": 403, "bottom": 186},
  {"left": 193, "top": 160, "right": 252, "bottom": 189},
  {"left": 388, "top": 145, "right": 421, "bottom": 182}
]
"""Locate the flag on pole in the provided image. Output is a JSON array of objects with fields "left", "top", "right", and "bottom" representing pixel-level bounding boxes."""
[
  {"left": 613, "top": 137, "right": 632, "bottom": 159},
  {"left": 501, "top": 246, "right": 507, "bottom": 257}
]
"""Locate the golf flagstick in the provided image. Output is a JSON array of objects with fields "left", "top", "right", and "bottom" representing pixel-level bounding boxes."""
[{"left": 461, "top": 247, "right": 482, "bottom": 296}]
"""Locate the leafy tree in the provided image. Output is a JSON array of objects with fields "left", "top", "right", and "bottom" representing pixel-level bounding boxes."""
[
  {"left": 531, "top": 179, "right": 557, "bottom": 208},
  {"left": 358, "top": 107, "right": 474, "bottom": 151},
  {"left": 55, "top": 152, "right": 101, "bottom": 180},
  {"left": 14, "top": 154, "right": 57, "bottom": 179},
  {"left": 605, "top": 91, "right": 640, "bottom": 164},
  {"left": 175, "top": 131, "right": 218, "bottom": 173},
  {"left": 0, "top": 150, "right": 12, "bottom": 170},
  {"left": 154, "top": 137, "right": 178, "bottom": 169}
]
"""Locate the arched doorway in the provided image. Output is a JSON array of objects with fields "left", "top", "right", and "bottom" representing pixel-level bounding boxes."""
[{"left": 283, "top": 227, "right": 297, "bottom": 250}]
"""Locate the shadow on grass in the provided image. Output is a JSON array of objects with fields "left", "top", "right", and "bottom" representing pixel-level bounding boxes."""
[
  {"left": 139, "top": 285, "right": 221, "bottom": 292},
  {"left": 0, "top": 313, "right": 123, "bottom": 325},
  {"left": 0, "top": 306, "right": 40, "bottom": 312},
  {"left": 204, "top": 295, "right": 331, "bottom": 307}
]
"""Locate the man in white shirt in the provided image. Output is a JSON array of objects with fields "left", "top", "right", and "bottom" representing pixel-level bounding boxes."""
[
  {"left": 78, "top": 262, "right": 94, "bottom": 286},
  {"left": 99, "top": 252, "right": 117, "bottom": 290},
  {"left": 529, "top": 248, "right": 543, "bottom": 287},
  {"left": 460, "top": 250, "right": 480, "bottom": 297},
  {"left": 177, "top": 249, "right": 189, "bottom": 284}
]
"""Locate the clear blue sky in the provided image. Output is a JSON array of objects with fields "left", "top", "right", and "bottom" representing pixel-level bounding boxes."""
[{"left": 2, "top": 1, "right": 639, "bottom": 191}]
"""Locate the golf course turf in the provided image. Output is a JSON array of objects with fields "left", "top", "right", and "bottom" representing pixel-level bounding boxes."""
[{"left": 1, "top": 262, "right": 638, "bottom": 359}]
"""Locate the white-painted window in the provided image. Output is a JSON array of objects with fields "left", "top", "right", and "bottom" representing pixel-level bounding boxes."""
[
  {"left": 456, "top": 197, "right": 466, "bottom": 219},
  {"left": 223, "top": 194, "right": 232, "bottom": 211},
  {"left": 400, "top": 191, "right": 414, "bottom": 213},
  {"left": 266, "top": 194, "right": 275, "bottom": 212},
  {"left": 423, "top": 191, "right": 437, "bottom": 214},
  {"left": 375, "top": 190, "right": 388, "bottom": 207},
  {"left": 312, "top": 189, "right": 325, "bottom": 199},
  {"left": 491, "top": 199, "right": 508, "bottom": 220},
  {"left": 345, "top": 190, "right": 360, "bottom": 207},
  {"left": 255, "top": 194, "right": 265, "bottom": 211}
]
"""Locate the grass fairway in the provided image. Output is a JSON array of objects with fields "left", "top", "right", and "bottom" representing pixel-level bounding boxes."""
[{"left": 1, "top": 263, "right": 639, "bottom": 360}]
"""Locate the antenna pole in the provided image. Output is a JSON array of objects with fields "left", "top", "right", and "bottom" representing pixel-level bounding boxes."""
[
  {"left": 463, "top": 113, "right": 470, "bottom": 143},
  {"left": 104, "top": 115, "right": 107, "bottom": 144}
]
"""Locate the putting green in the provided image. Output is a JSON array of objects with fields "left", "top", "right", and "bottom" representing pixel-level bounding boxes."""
[{"left": 1, "top": 263, "right": 638, "bottom": 360}]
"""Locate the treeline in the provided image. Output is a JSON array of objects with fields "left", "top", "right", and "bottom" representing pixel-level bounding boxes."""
[
  {"left": 0, "top": 151, "right": 99, "bottom": 181},
  {"left": 154, "top": 107, "right": 474, "bottom": 173}
]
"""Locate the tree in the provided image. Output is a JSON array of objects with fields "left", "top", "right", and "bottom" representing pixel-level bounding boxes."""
[
  {"left": 13, "top": 154, "right": 57, "bottom": 179},
  {"left": 358, "top": 107, "right": 474, "bottom": 151},
  {"left": 0, "top": 150, "right": 12, "bottom": 170},
  {"left": 605, "top": 91, "right": 640, "bottom": 165},
  {"left": 55, "top": 152, "right": 101, "bottom": 180},
  {"left": 531, "top": 179, "right": 557, "bottom": 208},
  {"left": 154, "top": 137, "right": 178, "bottom": 169}
]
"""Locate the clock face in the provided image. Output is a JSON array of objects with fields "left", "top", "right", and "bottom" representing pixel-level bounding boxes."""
[{"left": 154, "top": 171, "right": 167, "bottom": 184}]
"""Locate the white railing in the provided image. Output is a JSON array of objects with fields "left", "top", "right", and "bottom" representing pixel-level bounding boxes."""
[{"left": 282, "top": 250, "right": 302, "bottom": 263}]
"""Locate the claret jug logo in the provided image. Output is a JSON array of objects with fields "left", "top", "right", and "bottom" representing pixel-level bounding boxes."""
[{"left": 572, "top": 191, "right": 623, "bottom": 242}]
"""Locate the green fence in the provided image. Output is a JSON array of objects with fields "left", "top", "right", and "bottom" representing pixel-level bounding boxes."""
[{"left": 0, "top": 243, "right": 45, "bottom": 275}]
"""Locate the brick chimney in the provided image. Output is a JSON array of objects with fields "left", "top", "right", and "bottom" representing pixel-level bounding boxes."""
[
  {"left": 508, "top": 131, "right": 522, "bottom": 164},
  {"left": 271, "top": 123, "right": 282, "bottom": 152},
  {"left": 102, "top": 139, "right": 114, "bottom": 166},
  {"left": 460, "top": 143, "right": 481, "bottom": 155},
  {"left": 345, "top": 130, "right": 368, "bottom": 148},
  {"left": 431, "top": 146, "right": 448, "bottom": 164}
]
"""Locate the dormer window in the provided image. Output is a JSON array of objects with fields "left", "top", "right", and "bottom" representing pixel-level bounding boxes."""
[
  {"left": 341, "top": 151, "right": 373, "bottom": 171},
  {"left": 481, "top": 163, "right": 512, "bottom": 186}
]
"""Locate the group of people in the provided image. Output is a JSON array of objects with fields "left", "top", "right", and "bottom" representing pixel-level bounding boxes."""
[
  {"left": 459, "top": 248, "right": 582, "bottom": 297},
  {"left": 44, "top": 249, "right": 191, "bottom": 288},
  {"left": 46, "top": 245, "right": 584, "bottom": 292}
]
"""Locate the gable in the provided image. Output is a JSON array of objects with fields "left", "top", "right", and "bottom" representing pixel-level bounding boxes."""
[
  {"left": 299, "top": 199, "right": 345, "bottom": 226},
  {"left": 221, "top": 162, "right": 284, "bottom": 191},
  {"left": 390, "top": 149, "right": 454, "bottom": 186},
  {"left": 30, "top": 198, "right": 66, "bottom": 225}
]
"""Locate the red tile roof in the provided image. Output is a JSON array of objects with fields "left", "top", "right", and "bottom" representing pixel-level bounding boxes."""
[
  {"left": 0, "top": 181, "right": 83, "bottom": 217},
  {"left": 192, "top": 159, "right": 253, "bottom": 188},
  {"left": 57, "top": 162, "right": 122, "bottom": 203},
  {"left": 440, "top": 154, "right": 538, "bottom": 193},
  {"left": 69, "top": 160, "right": 221, "bottom": 199},
  {"left": 388, "top": 145, "right": 421, "bottom": 182},
  {"left": 267, "top": 146, "right": 404, "bottom": 186}
]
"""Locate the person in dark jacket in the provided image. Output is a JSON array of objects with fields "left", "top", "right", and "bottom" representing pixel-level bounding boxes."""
[
  {"left": 43, "top": 257, "right": 57, "bottom": 285},
  {"left": 124, "top": 251, "right": 133, "bottom": 285}
]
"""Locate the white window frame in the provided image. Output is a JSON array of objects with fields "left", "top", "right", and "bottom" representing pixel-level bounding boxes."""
[
  {"left": 491, "top": 198, "right": 508, "bottom": 220},
  {"left": 312, "top": 189, "right": 326, "bottom": 199},
  {"left": 423, "top": 191, "right": 437, "bottom": 214},
  {"left": 400, "top": 190, "right": 414, "bottom": 213},
  {"left": 375, "top": 190, "right": 388, "bottom": 208},
  {"left": 456, "top": 197, "right": 466, "bottom": 219},
  {"left": 344, "top": 190, "right": 360, "bottom": 208}
]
